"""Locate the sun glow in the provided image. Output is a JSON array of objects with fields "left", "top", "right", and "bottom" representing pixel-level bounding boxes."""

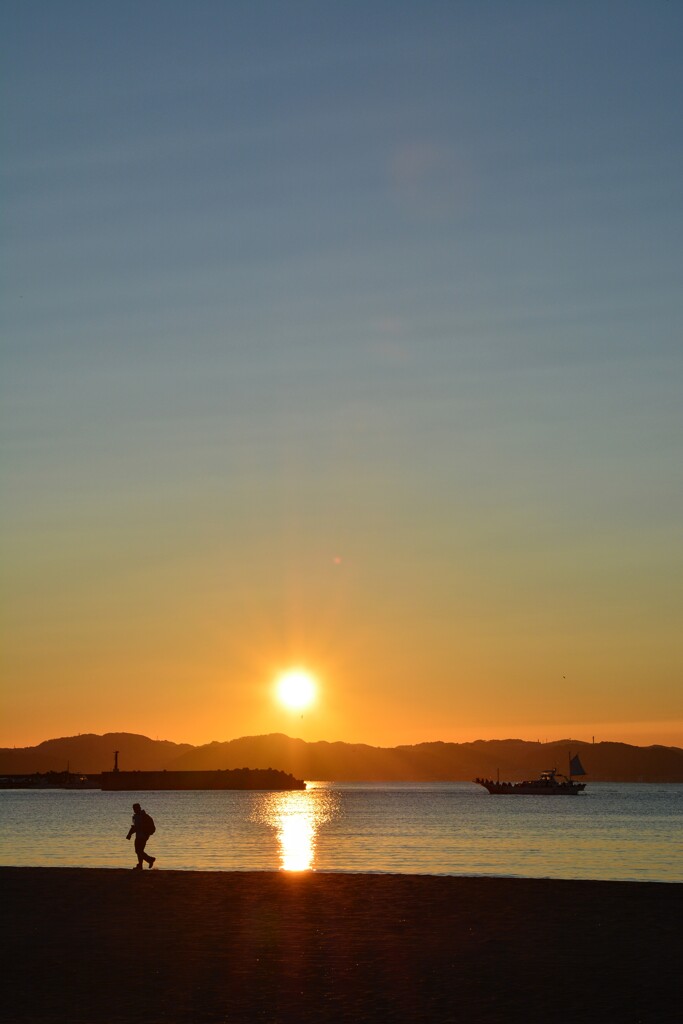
[{"left": 275, "top": 669, "right": 317, "bottom": 710}]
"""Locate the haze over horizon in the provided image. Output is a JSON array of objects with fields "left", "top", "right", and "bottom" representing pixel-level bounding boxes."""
[{"left": 2, "top": 3, "right": 682, "bottom": 750}]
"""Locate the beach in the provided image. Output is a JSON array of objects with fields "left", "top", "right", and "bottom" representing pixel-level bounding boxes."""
[{"left": 1, "top": 869, "right": 680, "bottom": 1023}]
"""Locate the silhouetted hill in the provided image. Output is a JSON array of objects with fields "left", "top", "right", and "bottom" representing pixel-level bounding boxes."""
[
  {"left": 0, "top": 733, "right": 193, "bottom": 774},
  {"left": 2, "top": 732, "right": 682, "bottom": 782},
  {"left": 167, "top": 734, "right": 426, "bottom": 779},
  {"left": 166, "top": 734, "right": 683, "bottom": 783}
]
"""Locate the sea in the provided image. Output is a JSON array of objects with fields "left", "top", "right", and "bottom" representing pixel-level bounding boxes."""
[{"left": 1, "top": 782, "right": 681, "bottom": 882}]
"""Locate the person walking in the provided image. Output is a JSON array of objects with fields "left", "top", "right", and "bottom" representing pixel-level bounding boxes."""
[{"left": 126, "top": 802, "right": 156, "bottom": 869}]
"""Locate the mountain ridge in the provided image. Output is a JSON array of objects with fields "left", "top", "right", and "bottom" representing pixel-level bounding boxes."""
[{"left": 1, "top": 732, "right": 682, "bottom": 782}]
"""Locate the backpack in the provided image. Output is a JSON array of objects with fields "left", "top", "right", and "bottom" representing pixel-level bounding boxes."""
[{"left": 141, "top": 811, "right": 156, "bottom": 836}]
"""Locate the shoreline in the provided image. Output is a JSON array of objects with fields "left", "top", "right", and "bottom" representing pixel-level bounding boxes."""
[
  {"left": 1, "top": 868, "right": 681, "bottom": 1023},
  {"left": 1, "top": 863, "right": 681, "bottom": 883}
]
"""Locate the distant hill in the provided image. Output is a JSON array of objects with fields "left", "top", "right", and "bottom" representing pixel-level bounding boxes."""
[
  {"left": 167, "top": 734, "right": 683, "bottom": 782},
  {"left": 0, "top": 733, "right": 193, "bottom": 774},
  {"left": 2, "top": 732, "right": 682, "bottom": 782}
]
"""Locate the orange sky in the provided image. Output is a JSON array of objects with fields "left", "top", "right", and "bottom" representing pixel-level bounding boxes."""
[
  {"left": 2, "top": 421, "right": 681, "bottom": 749},
  {"left": 3, "top": 539, "right": 681, "bottom": 749}
]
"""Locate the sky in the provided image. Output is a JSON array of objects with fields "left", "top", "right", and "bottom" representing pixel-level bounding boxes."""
[{"left": 2, "top": 1, "right": 682, "bottom": 750}]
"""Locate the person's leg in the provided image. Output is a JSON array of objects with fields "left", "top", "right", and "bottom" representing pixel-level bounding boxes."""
[
  {"left": 136, "top": 836, "right": 155, "bottom": 866},
  {"left": 134, "top": 837, "right": 146, "bottom": 867}
]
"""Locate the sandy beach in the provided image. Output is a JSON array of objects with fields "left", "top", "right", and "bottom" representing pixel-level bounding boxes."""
[{"left": 1, "top": 868, "right": 680, "bottom": 1023}]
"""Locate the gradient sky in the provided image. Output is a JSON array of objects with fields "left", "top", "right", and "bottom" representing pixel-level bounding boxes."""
[{"left": 2, "top": 1, "right": 682, "bottom": 749}]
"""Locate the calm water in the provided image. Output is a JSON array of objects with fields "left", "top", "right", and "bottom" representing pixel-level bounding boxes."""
[{"left": 1, "top": 782, "right": 681, "bottom": 882}]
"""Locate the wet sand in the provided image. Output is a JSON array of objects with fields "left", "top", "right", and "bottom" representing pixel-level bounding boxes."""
[{"left": 1, "top": 868, "right": 680, "bottom": 1023}]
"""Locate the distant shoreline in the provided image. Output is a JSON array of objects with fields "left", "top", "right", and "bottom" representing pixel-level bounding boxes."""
[
  {"left": 1, "top": 868, "right": 681, "bottom": 1023},
  {"left": 3, "top": 731, "right": 683, "bottom": 783}
]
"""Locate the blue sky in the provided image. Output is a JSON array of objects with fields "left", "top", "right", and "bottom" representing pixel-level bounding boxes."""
[{"left": 2, "top": 2, "right": 682, "bottom": 747}]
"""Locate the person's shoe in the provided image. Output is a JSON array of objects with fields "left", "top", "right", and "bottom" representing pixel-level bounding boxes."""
[
  {"left": 133, "top": 864, "right": 142, "bottom": 869},
  {"left": 148, "top": 857, "right": 156, "bottom": 869}
]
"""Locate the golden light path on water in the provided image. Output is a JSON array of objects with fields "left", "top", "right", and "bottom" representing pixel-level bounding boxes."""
[{"left": 257, "top": 790, "right": 338, "bottom": 871}]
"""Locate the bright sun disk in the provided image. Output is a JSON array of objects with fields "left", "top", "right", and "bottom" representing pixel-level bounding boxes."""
[{"left": 276, "top": 670, "right": 317, "bottom": 710}]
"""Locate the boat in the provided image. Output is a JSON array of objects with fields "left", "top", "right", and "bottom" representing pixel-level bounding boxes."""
[{"left": 474, "top": 753, "right": 587, "bottom": 795}]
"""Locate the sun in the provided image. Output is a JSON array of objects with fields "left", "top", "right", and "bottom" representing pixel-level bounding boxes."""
[{"left": 275, "top": 669, "right": 317, "bottom": 711}]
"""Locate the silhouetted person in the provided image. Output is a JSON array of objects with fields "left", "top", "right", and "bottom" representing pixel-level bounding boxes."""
[{"left": 126, "top": 802, "right": 156, "bottom": 869}]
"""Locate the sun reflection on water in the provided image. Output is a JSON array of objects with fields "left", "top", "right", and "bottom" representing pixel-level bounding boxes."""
[{"left": 258, "top": 790, "right": 338, "bottom": 871}]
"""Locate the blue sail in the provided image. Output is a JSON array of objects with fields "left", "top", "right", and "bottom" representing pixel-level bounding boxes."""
[{"left": 570, "top": 754, "right": 587, "bottom": 776}]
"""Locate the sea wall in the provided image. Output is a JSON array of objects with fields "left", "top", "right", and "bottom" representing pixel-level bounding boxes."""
[{"left": 100, "top": 768, "right": 306, "bottom": 791}]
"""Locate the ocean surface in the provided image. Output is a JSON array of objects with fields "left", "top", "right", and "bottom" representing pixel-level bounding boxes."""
[{"left": 1, "top": 782, "right": 681, "bottom": 882}]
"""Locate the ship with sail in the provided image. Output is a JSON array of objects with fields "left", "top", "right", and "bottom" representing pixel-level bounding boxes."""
[{"left": 474, "top": 753, "right": 587, "bottom": 795}]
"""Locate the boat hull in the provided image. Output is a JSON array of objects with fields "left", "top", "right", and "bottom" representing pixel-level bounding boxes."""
[{"left": 476, "top": 780, "right": 585, "bottom": 795}]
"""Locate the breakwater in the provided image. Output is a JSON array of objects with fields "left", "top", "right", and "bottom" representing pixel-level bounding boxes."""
[{"left": 100, "top": 768, "right": 306, "bottom": 790}]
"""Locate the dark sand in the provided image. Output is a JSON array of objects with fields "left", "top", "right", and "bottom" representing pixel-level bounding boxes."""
[{"left": 1, "top": 869, "right": 680, "bottom": 1023}]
